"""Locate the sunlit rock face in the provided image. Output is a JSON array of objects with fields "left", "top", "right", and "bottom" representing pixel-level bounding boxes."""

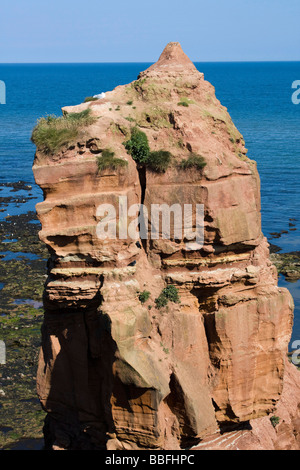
[{"left": 33, "top": 42, "right": 296, "bottom": 450}]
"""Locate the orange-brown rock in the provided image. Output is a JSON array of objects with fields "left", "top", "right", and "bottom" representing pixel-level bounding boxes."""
[
  {"left": 32, "top": 42, "right": 298, "bottom": 450},
  {"left": 192, "top": 359, "right": 300, "bottom": 450}
]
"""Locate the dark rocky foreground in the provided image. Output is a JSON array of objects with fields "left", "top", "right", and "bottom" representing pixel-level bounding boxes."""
[
  {"left": 270, "top": 250, "right": 300, "bottom": 282},
  {"left": 0, "top": 184, "right": 48, "bottom": 449}
]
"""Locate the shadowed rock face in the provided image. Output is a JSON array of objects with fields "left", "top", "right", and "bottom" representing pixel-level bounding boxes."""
[{"left": 32, "top": 43, "right": 298, "bottom": 450}]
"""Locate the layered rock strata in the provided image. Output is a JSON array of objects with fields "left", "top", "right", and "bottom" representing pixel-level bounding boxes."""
[{"left": 32, "top": 43, "right": 298, "bottom": 450}]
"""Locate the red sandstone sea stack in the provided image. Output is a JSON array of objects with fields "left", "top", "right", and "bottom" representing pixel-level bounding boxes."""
[{"left": 32, "top": 42, "right": 300, "bottom": 450}]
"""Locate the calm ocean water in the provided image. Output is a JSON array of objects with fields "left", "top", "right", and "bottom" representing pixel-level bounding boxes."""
[{"left": 0, "top": 62, "right": 299, "bottom": 344}]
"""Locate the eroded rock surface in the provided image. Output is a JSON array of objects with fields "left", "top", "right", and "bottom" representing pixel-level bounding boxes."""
[{"left": 32, "top": 43, "right": 298, "bottom": 450}]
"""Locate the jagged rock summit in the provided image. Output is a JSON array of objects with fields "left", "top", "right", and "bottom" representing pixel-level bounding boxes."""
[{"left": 32, "top": 43, "right": 299, "bottom": 450}]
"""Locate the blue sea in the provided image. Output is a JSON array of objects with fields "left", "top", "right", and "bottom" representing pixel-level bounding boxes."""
[{"left": 0, "top": 62, "right": 299, "bottom": 346}]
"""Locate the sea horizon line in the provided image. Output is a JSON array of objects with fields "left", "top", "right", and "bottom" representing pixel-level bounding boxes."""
[{"left": 0, "top": 60, "right": 300, "bottom": 65}]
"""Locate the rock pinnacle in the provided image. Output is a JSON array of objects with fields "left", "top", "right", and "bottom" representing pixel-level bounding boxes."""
[{"left": 143, "top": 42, "right": 197, "bottom": 74}]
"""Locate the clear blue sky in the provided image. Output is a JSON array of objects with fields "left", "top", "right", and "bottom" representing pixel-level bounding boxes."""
[{"left": 1, "top": 0, "right": 300, "bottom": 63}]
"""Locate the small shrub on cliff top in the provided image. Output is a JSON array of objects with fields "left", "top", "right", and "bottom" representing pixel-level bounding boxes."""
[
  {"left": 179, "top": 154, "right": 207, "bottom": 171},
  {"left": 124, "top": 127, "right": 150, "bottom": 164},
  {"left": 31, "top": 108, "right": 96, "bottom": 154},
  {"left": 97, "top": 149, "right": 128, "bottom": 172}
]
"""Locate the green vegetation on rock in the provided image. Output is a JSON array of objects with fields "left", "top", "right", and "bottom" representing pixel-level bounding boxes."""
[
  {"left": 0, "top": 210, "right": 47, "bottom": 449},
  {"left": 84, "top": 96, "right": 98, "bottom": 102},
  {"left": 178, "top": 100, "right": 189, "bottom": 107},
  {"left": 270, "top": 251, "right": 300, "bottom": 281},
  {"left": 124, "top": 127, "right": 150, "bottom": 164},
  {"left": 97, "top": 149, "right": 128, "bottom": 172},
  {"left": 147, "top": 150, "right": 172, "bottom": 173},
  {"left": 270, "top": 416, "right": 280, "bottom": 428},
  {"left": 155, "top": 285, "right": 181, "bottom": 309},
  {"left": 31, "top": 109, "right": 97, "bottom": 154},
  {"left": 124, "top": 127, "right": 172, "bottom": 173},
  {"left": 138, "top": 290, "right": 151, "bottom": 304},
  {"left": 179, "top": 153, "right": 207, "bottom": 171},
  {"left": 177, "top": 97, "right": 195, "bottom": 107},
  {"left": 136, "top": 108, "right": 172, "bottom": 129}
]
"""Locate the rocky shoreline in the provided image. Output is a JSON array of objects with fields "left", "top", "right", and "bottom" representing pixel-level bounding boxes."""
[
  {"left": 270, "top": 250, "right": 300, "bottom": 282},
  {"left": 0, "top": 182, "right": 47, "bottom": 449}
]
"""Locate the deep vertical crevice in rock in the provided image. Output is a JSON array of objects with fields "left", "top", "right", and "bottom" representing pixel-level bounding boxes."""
[
  {"left": 96, "top": 310, "right": 118, "bottom": 441},
  {"left": 165, "top": 373, "right": 200, "bottom": 449},
  {"left": 137, "top": 164, "right": 147, "bottom": 252}
]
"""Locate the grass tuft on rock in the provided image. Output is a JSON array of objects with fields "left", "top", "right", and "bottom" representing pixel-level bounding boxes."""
[
  {"left": 178, "top": 100, "right": 189, "bottom": 107},
  {"left": 97, "top": 149, "right": 128, "bottom": 172},
  {"left": 147, "top": 150, "right": 172, "bottom": 173},
  {"left": 31, "top": 109, "right": 97, "bottom": 154},
  {"left": 177, "top": 97, "right": 195, "bottom": 107},
  {"left": 179, "top": 153, "right": 207, "bottom": 171},
  {"left": 84, "top": 96, "right": 98, "bottom": 102}
]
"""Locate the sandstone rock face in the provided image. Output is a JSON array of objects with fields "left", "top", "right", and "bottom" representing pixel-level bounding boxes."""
[
  {"left": 32, "top": 43, "right": 297, "bottom": 450},
  {"left": 192, "top": 359, "right": 300, "bottom": 450}
]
